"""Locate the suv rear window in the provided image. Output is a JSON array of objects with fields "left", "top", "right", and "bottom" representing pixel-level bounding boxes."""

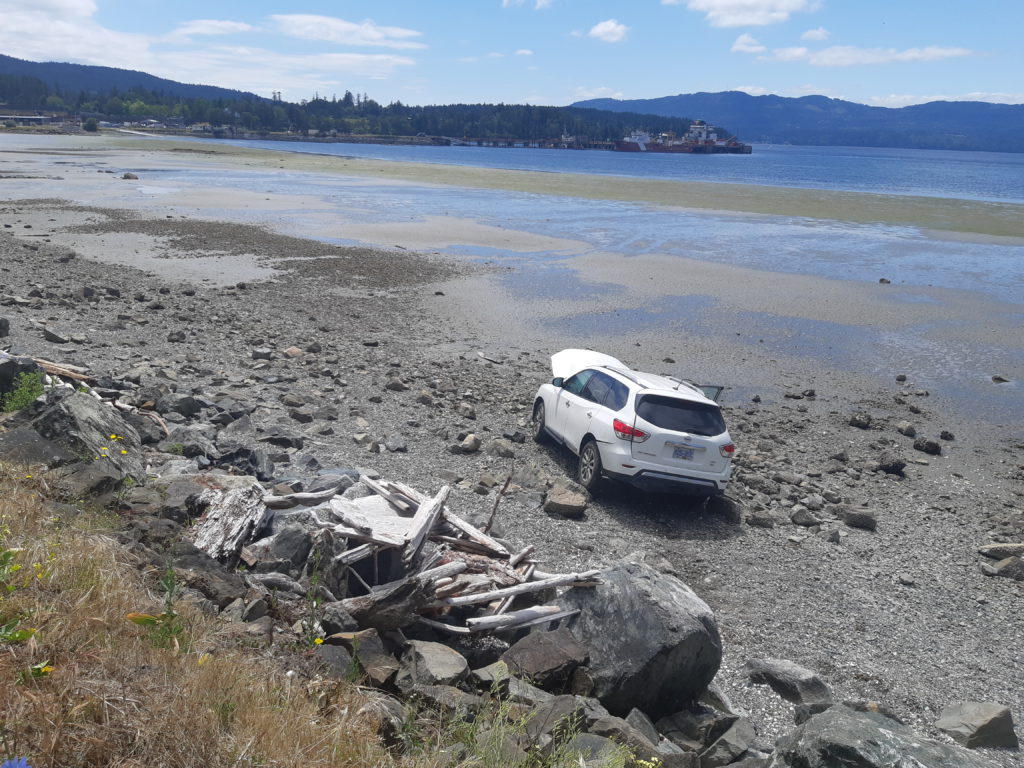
[{"left": 635, "top": 395, "right": 726, "bottom": 436}]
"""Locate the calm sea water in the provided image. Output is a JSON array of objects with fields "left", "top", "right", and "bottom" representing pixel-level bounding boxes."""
[{"left": 211, "top": 138, "right": 1024, "bottom": 204}]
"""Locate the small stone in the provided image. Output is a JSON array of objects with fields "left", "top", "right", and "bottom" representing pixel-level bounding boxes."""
[
  {"left": 990, "top": 556, "right": 1024, "bottom": 581},
  {"left": 790, "top": 506, "right": 822, "bottom": 527},
  {"left": 456, "top": 401, "right": 477, "bottom": 419},
  {"left": 121, "top": 172, "right": 139, "bottom": 180},
  {"left": 895, "top": 421, "right": 916, "bottom": 437},
  {"left": 460, "top": 434, "right": 481, "bottom": 453},
  {"left": 384, "top": 379, "right": 408, "bottom": 392},
  {"left": 991, "top": 374, "right": 1010, "bottom": 383},
  {"left": 252, "top": 348, "right": 273, "bottom": 360},
  {"left": 0, "top": 317, "right": 10, "bottom": 337},
  {"left": 895, "top": 373, "right": 907, "bottom": 382},
  {"left": 43, "top": 327, "right": 70, "bottom": 344},
  {"left": 834, "top": 504, "right": 877, "bottom": 532},
  {"left": 544, "top": 484, "right": 588, "bottom": 518},
  {"left": 940, "top": 430, "right": 955, "bottom": 441},
  {"left": 282, "top": 346, "right": 305, "bottom": 358},
  {"left": 849, "top": 411, "right": 872, "bottom": 429},
  {"left": 878, "top": 277, "right": 891, "bottom": 284},
  {"left": 912, "top": 437, "right": 942, "bottom": 456},
  {"left": 876, "top": 451, "right": 906, "bottom": 475},
  {"left": 897, "top": 574, "right": 916, "bottom": 586}
]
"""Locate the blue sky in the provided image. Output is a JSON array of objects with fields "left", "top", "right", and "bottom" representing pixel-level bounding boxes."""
[{"left": 3, "top": 0, "right": 1022, "bottom": 108}]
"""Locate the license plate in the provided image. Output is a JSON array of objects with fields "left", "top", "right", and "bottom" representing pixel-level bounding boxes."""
[{"left": 670, "top": 443, "right": 694, "bottom": 460}]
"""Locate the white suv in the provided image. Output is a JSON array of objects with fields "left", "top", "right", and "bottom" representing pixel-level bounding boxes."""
[{"left": 531, "top": 349, "right": 735, "bottom": 496}]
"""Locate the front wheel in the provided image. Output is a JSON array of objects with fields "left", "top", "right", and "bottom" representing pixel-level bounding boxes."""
[
  {"left": 531, "top": 400, "right": 549, "bottom": 443},
  {"left": 577, "top": 440, "right": 603, "bottom": 491}
]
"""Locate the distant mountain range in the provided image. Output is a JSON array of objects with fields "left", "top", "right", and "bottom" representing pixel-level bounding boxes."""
[
  {"left": 0, "top": 54, "right": 260, "bottom": 103},
  {"left": 573, "top": 91, "right": 1024, "bottom": 153}
]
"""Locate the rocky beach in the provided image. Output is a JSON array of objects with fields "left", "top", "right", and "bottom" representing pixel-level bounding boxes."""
[{"left": 1, "top": 134, "right": 1022, "bottom": 766}]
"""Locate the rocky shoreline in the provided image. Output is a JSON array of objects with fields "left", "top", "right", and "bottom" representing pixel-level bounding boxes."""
[{"left": 1, "top": 198, "right": 1022, "bottom": 766}]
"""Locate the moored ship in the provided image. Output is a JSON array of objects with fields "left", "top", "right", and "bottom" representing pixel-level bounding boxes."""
[{"left": 615, "top": 120, "right": 752, "bottom": 154}]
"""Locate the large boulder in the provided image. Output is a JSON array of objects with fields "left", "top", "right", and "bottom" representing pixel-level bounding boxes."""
[
  {"left": 768, "top": 705, "right": 996, "bottom": 768},
  {"left": 500, "top": 627, "right": 589, "bottom": 690},
  {"left": 745, "top": 658, "right": 834, "bottom": 722},
  {"left": 30, "top": 390, "right": 145, "bottom": 485},
  {"left": 559, "top": 559, "right": 721, "bottom": 718}
]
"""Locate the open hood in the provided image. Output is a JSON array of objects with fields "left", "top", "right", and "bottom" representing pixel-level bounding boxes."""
[{"left": 550, "top": 348, "right": 625, "bottom": 381}]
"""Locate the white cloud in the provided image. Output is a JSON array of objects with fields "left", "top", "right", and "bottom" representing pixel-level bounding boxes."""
[
  {"left": 667, "top": 0, "right": 819, "bottom": 28},
  {"left": 801, "top": 26, "right": 829, "bottom": 41},
  {"left": 767, "top": 44, "right": 974, "bottom": 66},
  {"left": 733, "top": 84, "right": 770, "bottom": 95},
  {"left": 731, "top": 33, "right": 765, "bottom": 53},
  {"left": 589, "top": 19, "right": 629, "bottom": 43},
  {"left": 502, "top": 0, "right": 553, "bottom": 8},
  {"left": 515, "top": 49, "right": 534, "bottom": 56},
  {"left": 169, "top": 20, "right": 255, "bottom": 40},
  {"left": 0, "top": 2, "right": 416, "bottom": 101},
  {"left": 573, "top": 85, "right": 624, "bottom": 101},
  {"left": 270, "top": 15, "right": 426, "bottom": 50}
]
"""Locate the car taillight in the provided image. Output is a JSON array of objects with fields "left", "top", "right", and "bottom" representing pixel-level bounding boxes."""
[
  {"left": 720, "top": 443, "right": 736, "bottom": 458},
  {"left": 613, "top": 418, "right": 649, "bottom": 442}
]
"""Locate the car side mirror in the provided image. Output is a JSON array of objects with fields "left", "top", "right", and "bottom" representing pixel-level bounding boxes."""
[{"left": 552, "top": 377, "right": 564, "bottom": 387}]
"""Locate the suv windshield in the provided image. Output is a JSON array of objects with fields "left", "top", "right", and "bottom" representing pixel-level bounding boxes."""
[{"left": 635, "top": 395, "right": 726, "bottom": 437}]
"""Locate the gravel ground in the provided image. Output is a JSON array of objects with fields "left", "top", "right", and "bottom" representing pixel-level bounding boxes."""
[{"left": 2, "top": 199, "right": 1022, "bottom": 765}]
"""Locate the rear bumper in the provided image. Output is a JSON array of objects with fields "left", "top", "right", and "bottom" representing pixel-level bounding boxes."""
[{"left": 605, "top": 468, "right": 727, "bottom": 496}]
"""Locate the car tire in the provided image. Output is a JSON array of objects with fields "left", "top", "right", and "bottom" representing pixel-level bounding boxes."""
[
  {"left": 577, "top": 439, "right": 603, "bottom": 491},
  {"left": 531, "top": 400, "right": 548, "bottom": 443}
]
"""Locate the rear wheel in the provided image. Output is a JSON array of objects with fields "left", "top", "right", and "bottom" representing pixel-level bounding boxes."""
[
  {"left": 577, "top": 440, "right": 603, "bottom": 491},
  {"left": 531, "top": 400, "right": 548, "bottom": 443}
]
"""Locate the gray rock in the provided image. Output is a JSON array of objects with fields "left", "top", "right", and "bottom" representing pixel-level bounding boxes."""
[
  {"left": 332, "top": 628, "right": 400, "bottom": 687},
  {"left": 745, "top": 658, "right": 834, "bottom": 720},
  {"left": 544, "top": 483, "right": 589, "bottom": 518},
  {"left": 560, "top": 559, "right": 721, "bottom": 718},
  {"left": 849, "top": 412, "right": 873, "bottom": 429},
  {"left": 315, "top": 643, "right": 355, "bottom": 679},
  {"left": 410, "top": 684, "right": 483, "bottom": 716},
  {"left": 456, "top": 401, "right": 477, "bottom": 419},
  {"left": 0, "top": 317, "right": 8, "bottom": 337},
  {"left": 0, "top": 425, "right": 76, "bottom": 467},
  {"left": 589, "top": 715, "right": 662, "bottom": 762},
  {"left": 500, "top": 627, "right": 589, "bottom": 690},
  {"left": 770, "top": 705, "right": 994, "bottom": 768},
  {"left": 978, "top": 543, "right": 1024, "bottom": 560},
  {"left": 790, "top": 506, "right": 823, "bottom": 527},
  {"left": 43, "top": 326, "right": 70, "bottom": 344},
  {"left": 249, "top": 571, "right": 306, "bottom": 596},
  {"left": 833, "top": 504, "right": 878, "bottom": 532},
  {"left": 460, "top": 433, "right": 481, "bottom": 453},
  {"left": 484, "top": 438, "right": 517, "bottom": 458},
  {"left": 31, "top": 390, "right": 144, "bottom": 485},
  {"left": 990, "top": 556, "right": 1024, "bottom": 581},
  {"left": 895, "top": 420, "right": 917, "bottom": 437},
  {"left": 396, "top": 640, "right": 469, "bottom": 689},
  {"left": 321, "top": 601, "right": 358, "bottom": 635},
  {"left": 169, "top": 541, "right": 246, "bottom": 609},
  {"left": 935, "top": 701, "right": 1019, "bottom": 749},
  {"left": 657, "top": 705, "right": 737, "bottom": 752},
  {"left": 913, "top": 437, "right": 942, "bottom": 455},
  {"left": 700, "top": 718, "right": 756, "bottom": 768},
  {"left": 876, "top": 451, "right": 906, "bottom": 475}
]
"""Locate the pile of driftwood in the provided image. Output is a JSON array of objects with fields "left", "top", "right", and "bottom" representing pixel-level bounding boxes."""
[{"left": 262, "top": 477, "right": 600, "bottom": 636}]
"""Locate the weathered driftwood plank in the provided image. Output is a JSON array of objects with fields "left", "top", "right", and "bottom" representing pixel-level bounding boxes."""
[
  {"left": 465, "top": 605, "right": 564, "bottom": 632},
  {"left": 330, "top": 524, "right": 405, "bottom": 548},
  {"left": 332, "top": 543, "right": 378, "bottom": 566},
  {"left": 418, "top": 561, "right": 468, "bottom": 582},
  {"left": 416, "top": 616, "right": 473, "bottom": 635},
  {"left": 441, "top": 509, "right": 510, "bottom": 558},
  {"left": 189, "top": 477, "right": 272, "bottom": 565},
  {"left": 487, "top": 609, "right": 580, "bottom": 633},
  {"left": 509, "top": 546, "right": 534, "bottom": 567},
  {"left": 404, "top": 485, "right": 451, "bottom": 565},
  {"left": 360, "top": 476, "right": 417, "bottom": 515},
  {"left": 439, "top": 569, "right": 601, "bottom": 608},
  {"left": 264, "top": 487, "right": 339, "bottom": 509},
  {"left": 493, "top": 563, "right": 537, "bottom": 616},
  {"left": 430, "top": 535, "right": 500, "bottom": 556},
  {"left": 330, "top": 496, "right": 413, "bottom": 540}
]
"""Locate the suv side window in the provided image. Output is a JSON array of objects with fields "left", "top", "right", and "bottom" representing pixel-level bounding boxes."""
[
  {"left": 562, "top": 370, "right": 594, "bottom": 396},
  {"left": 582, "top": 371, "right": 628, "bottom": 411},
  {"left": 604, "top": 377, "right": 629, "bottom": 411}
]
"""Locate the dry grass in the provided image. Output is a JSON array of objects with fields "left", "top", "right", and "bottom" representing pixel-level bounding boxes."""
[{"left": 0, "top": 463, "right": 395, "bottom": 768}]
